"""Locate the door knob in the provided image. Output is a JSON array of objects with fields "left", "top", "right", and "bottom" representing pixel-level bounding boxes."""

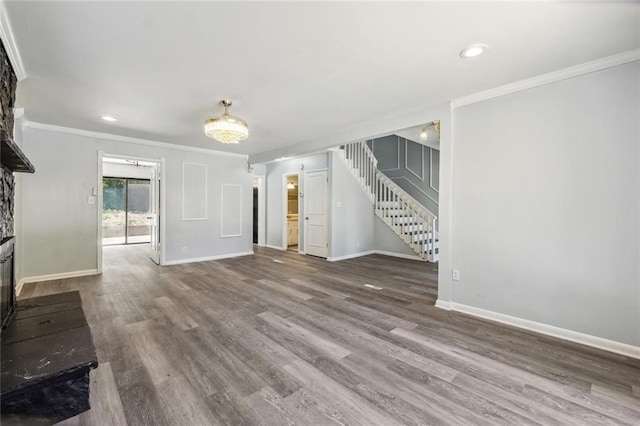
[{"left": 305, "top": 217, "right": 309, "bottom": 220}]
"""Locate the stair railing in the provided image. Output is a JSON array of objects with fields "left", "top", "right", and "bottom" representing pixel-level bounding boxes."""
[{"left": 340, "top": 141, "right": 438, "bottom": 261}]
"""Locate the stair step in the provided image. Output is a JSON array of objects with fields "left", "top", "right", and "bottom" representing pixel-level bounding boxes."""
[
  {"left": 401, "top": 224, "right": 428, "bottom": 233},
  {"left": 405, "top": 232, "right": 435, "bottom": 243},
  {"left": 377, "top": 201, "right": 401, "bottom": 208},
  {"left": 381, "top": 209, "right": 409, "bottom": 216}
]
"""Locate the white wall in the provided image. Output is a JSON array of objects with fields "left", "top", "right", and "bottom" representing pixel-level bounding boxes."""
[
  {"left": 374, "top": 216, "right": 417, "bottom": 257},
  {"left": 328, "top": 151, "right": 375, "bottom": 259},
  {"left": 449, "top": 61, "right": 639, "bottom": 346},
  {"left": 265, "top": 153, "right": 328, "bottom": 249},
  {"left": 19, "top": 125, "right": 252, "bottom": 278}
]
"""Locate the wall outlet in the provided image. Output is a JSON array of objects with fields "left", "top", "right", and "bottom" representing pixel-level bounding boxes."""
[
  {"left": 356, "top": 241, "right": 360, "bottom": 248},
  {"left": 452, "top": 269, "right": 460, "bottom": 281},
  {"left": 181, "top": 246, "right": 187, "bottom": 253},
  {"left": 337, "top": 201, "right": 342, "bottom": 208}
]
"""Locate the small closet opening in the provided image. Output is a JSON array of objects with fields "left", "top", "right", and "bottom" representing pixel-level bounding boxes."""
[{"left": 285, "top": 175, "right": 299, "bottom": 252}]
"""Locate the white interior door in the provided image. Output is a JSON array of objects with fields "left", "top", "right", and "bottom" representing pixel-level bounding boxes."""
[
  {"left": 148, "top": 165, "right": 160, "bottom": 264},
  {"left": 304, "top": 169, "right": 328, "bottom": 258}
]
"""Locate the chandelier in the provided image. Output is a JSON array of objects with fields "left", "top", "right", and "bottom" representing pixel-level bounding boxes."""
[{"left": 204, "top": 99, "right": 249, "bottom": 144}]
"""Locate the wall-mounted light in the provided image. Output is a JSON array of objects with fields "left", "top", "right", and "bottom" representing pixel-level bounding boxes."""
[
  {"left": 287, "top": 182, "right": 296, "bottom": 190},
  {"left": 419, "top": 120, "right": 441, "bottom": 142}
]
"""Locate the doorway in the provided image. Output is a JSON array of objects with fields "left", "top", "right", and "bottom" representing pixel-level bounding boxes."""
[
  {"left": 283, "top": 174, "right": 299, "bottom": 252},
  {"left": 98, "top": 153, "right": 165, "bottom": 271},
  {"left": 102, "top": 177, "right": 151, "bottom": 245}
]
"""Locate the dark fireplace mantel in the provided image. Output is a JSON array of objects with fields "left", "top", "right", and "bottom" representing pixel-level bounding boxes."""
[{"left": 1, "top": 129, "right": 34, "bottom": 173}]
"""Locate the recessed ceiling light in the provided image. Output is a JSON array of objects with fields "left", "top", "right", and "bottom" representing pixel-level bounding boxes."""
[
  {"left": 460, "top": 44, "right": 489, "bottom": 59},
  {"left": 100, "top": 115, "right": 118, "bottom": 122}
]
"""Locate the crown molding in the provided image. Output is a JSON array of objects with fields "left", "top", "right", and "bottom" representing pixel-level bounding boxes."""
[
  {"left": 22, "top": 121, "right": 249, "bottom": 159},
  {"left": 0, "top": 1, "right": 26, "bottom": 81},
  {"left": 451, "top": 49, "right": 640, "bottom": 109}
]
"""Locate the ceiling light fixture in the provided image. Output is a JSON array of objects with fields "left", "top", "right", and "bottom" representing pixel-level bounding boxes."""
[
  {"left": 419, "top": 120, "right": 441, "bottom": 141},
  {"left": 100, "top": 115, "right": 118, "bottom": 122},
  {"left": 459, "top": 43, "right": 488, "bottom": 59},
  {"left": 419, "top": 127, "right": 429, "bottom": 141},
  {"left": 204, "top": 99, "right": 249, "bottom": 144}
]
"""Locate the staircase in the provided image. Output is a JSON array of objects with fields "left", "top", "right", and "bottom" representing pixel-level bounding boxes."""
[{"left": 339, "top": 141, "right": 439, "bottom": 262}]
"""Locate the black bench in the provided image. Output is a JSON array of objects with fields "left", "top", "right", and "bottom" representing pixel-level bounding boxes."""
[{"left": 1, "top": 291, "right": 98, "bottom": 425}]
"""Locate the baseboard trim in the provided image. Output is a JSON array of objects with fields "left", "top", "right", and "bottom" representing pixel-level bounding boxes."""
[
  {"left": 375, "top": 250, "right": 423, "bottom": 261},
  {"left": 17, "top": 269, "right": 100, "bottom": 295},
  {"left": 436, "top": 301, "right": 640, "bottom": 360},
  {"left": 327, "top": 249, "right": 424, "bottom": 262},
  {"left": 164, "top": 251, "right": 254, "bottom": 265},
  {"left": 265, "top": 244, "right": 286, "bottom": 251},
  {"left": 328, "top": 250, "right": 376, "bottom": 262},
  {"left": 434, "top": 299, "right": 451, "bottom": 310}
]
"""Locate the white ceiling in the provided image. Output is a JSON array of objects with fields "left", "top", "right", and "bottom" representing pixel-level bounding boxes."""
[{"left": 5, "top": 1, "right": 639, "bottom": 157}]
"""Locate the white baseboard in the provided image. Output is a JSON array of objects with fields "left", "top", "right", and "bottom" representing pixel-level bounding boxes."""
[
  {"left": 434, "top": 299, "right": 451, "bottom": 310},
  {"left": 327, "top": 249, "right": 423, "bottom": 262},
  {"left": 435, "top": 301, "right": 640, "bottom": 360},
  {"left": 164, "top": 251, "right": 254, "bottom": 265},
  {"left": 17, "top": 269, "right": 100, "bottom": 296},
  {"left": 265, "top": 244, "right": 286, "bottom": 251},
  {"left": 375, "top": 250, "right": 422, "bottom": 261},
  {"left": 328, "top": 250, "right": 376, "bottom": 262}
]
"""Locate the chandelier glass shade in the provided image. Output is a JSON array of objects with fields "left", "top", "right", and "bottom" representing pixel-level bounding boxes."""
[{"left": 204, "top": 100, "right": 249, "bottom": 144}]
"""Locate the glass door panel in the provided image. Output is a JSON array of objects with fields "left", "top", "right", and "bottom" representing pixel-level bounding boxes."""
[
  {"left": 126, "top": 179, "right": 151, "bottom": 244},
  {"left": 102, "top": 178, "right": 126, "bottom": 245}
]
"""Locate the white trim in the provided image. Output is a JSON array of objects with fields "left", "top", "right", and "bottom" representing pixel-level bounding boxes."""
[
  {"left": 434, "top": 299, "right": 451, "bottom": 310},
  {"left": 164, "top": 251, "right": 253, "bottom": 265},
  {"left": 18, "top": 269, "right": 100, "bottom": 295},
  {"left": 375, "top": 250, "right": 422, "bottom": 261},
  {"left": 99, "top": 152, "right": 166, "bottom": 266},
  {"left": 0, "top": 2, "right": 26, "bottom": 80},
  {"left": 327, "top": 250, "right": 376, "bottom": 262},
  {"left": 253, "top": 176, "right": 266, "bottom": 246},
  {"left": 97, "top": 152, "right": 104, "bottom": 273},
  {"left": 451, "top": 49, "right": 640, "bottom": 108},
  {"left": 159, "top": 158, "right": 167, "bottom": 266},
  {"left": 282, "top": 172, "right": 300, "bottom": 249},
  {"left": 265, "top": 244, "right": 286, "bottom": 251},
  {"left": 327, "top": 250, "right": 423, "bottom": 262},
  {"left": 181, "top": 162, "right": 208, "bottom": 221},
  {"left": 220, "top": 183, "right": 243, "bottom": 237},
  {"left": 436, "top": 302, "right": 640, "bottom": 360},
  {"left": 404, "top": 138, "right": 424, "bottom": 181},
  {"left": 429, "top": 148, "right": 439, "bottom": 194},
  {"left": 22, "top": 121, "right": 248, "bottom": 159}
]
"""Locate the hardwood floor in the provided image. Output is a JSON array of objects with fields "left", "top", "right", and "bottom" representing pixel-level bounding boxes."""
[{"left": 18, "top": 245, "right": 640, "bottom": 425}]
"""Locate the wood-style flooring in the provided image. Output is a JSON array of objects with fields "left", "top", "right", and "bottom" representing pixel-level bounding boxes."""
[{"left": 17, "top": 245, "right": 640, "bottom": 425}]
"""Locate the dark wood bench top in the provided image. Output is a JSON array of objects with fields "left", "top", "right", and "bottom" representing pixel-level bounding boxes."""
[{"left": 1, "top": 291, "right": 98, "bottom": 423}]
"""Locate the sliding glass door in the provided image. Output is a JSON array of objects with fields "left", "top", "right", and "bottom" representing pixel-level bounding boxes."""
[{"left": 102, "top": 178, "right": 151, "bottom": 245}]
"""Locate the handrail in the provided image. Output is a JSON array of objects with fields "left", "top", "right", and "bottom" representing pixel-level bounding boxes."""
[
  {"left": 340, "top": 140, "right": 438, "bottom": 261},
  {"left": 375, "top": 171, "right": 437, "bottom": 221}
]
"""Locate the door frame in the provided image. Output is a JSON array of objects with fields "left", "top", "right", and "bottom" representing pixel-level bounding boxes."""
[
  {"left": 97, "top": 151, "right": 167, "bottom": 272},
  {"left": 101, "top": 177, "right": 152, "bottom": 246},
  {"left": 282, "top": 172, "right": 301, "bottom": 251},
  {"left": 253, "top": 176, "right": 266, "bottom": 246},
  {"left": 302, "top": 168, "right": 329, "bottom": 258}
]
